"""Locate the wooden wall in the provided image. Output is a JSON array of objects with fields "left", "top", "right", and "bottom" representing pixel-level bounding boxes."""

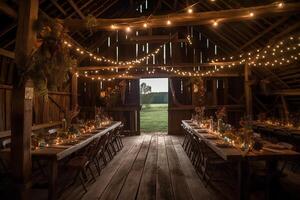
[{"left": 0, "top": 55, "right": 71, "bottom": 132}]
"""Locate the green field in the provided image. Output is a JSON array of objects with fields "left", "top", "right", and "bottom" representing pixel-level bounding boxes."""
[{"left": 140, "top": 104, "right": 168, "bottom": 132}]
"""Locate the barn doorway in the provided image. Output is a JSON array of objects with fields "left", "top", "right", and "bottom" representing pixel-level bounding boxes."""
[{"left": 140, "top": 78, "right": 168, "bottom": 133}]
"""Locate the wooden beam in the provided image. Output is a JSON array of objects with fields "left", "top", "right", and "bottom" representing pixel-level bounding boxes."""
[
  {"left": 62, "top": 2, "right": 300, "bottom": 30},
  {"left": 71, "top": 72, "right": 78, "bottom": 107},
  {"left": 12, "top": 1, "right": 38, "bottom": 199},
  {"left": 281, "top": 95, "right": 289, "bottom": 121},
  {"left": 239, "top": 16, "right": 289, "bottom": 50},
  {"left": 0, "top": 0, "right": 17, "bottom": 18},
  {"left": 51, "top": 0, "right": 67, "bottom": 16},
  {"left": 67, "top": 0, "right": 85, "bottom": 19},
  {"left": 0, "top": 48, "right": 15, "bottom": 59},
  {"left": 270, "top": 21, "right": 300, "bottom": 42},
  {"left": 94, "top": 0, "right": 118, "bottom": 17},
  {"left": 270, "top": 89, "right": 300, "bottom": 96},
  {"left": 244, "top": 64, "right": 253, "bottom": 118},
  {"left": 77, "top": 61, "right": 238, "bottom": 71}
]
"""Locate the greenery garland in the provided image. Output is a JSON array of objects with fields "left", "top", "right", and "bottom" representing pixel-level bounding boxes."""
[{"left": 25, "top": 17, "right": 76, "bottom": 96}]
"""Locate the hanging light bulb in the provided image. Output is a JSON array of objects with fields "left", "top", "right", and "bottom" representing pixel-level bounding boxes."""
[
  {"left": 143, "top": 23, "right": 148, "bottom": 28},
  {"left": 213, "top": 21, "right": 218, "bottom": 27},
  {"left": 126, "top": 27, "right": 131, "bottom": 32},
  {"left": 187, "top": 8, "right": 193, "bottom": 14},
  {"left": 278, "top": 2, "right": 284, "bottom": 8}
]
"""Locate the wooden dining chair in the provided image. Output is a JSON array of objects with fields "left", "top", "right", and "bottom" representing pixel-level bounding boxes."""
[
  {"left": 197, "top": 138, "right": 229, "bottom": 187},
  {"left": 67, "top": 139, "right": 97, "bottom": 192}
]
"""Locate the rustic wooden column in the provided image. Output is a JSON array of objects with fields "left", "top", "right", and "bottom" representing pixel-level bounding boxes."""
[
  {"left": 212, "top": 79, "right": 218, "bottom": 105},
  {"left": 244, "top": 64, "right": 253, "bottom": 118},
  {"left": 71, "top": 72, "right": 78, "bottom": 108},
  {"left": 11, "top": 0, "right": 38, "bottom": 199}
]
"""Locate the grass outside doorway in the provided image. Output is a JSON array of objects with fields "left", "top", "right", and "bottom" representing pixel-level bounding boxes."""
[{"left": 140, "top": 104, "right": 168, "bottom": 132}]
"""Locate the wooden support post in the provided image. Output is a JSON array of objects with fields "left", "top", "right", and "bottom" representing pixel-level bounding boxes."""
[
  {"left": 280, "top": 95, "right": 289, "bottom": 122},
  {"left": 11, "top": 0, "right": 38, "bottom": 199},
  {"left": 244, "top": 64, "right": 253, "bottom": 118},
  {"left": 212, "top": 79, "right": 218, "bottom": 105},
  {"left": 71, "top": 73, "right": 78, "bottom": 108}
]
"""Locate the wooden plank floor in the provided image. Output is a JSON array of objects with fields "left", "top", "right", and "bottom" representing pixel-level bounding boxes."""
[{"left": 57, "top": 134, "right": 220, "bottom": 200}]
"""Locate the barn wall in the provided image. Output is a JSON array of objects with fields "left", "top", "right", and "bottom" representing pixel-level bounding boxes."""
[{"left": 0, "top": 55, "right": 72, "bottom": 132}]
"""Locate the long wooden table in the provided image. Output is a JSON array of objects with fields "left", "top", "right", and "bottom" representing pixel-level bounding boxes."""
[
  {"left": 182, "top": 120, "right": 300, "bottom": 200},
  {"left": 32, "top": 121, "right": 122, "bottom": 200},
  {"left": 252, "top": 122, "right": 300, "bottom": 136}
]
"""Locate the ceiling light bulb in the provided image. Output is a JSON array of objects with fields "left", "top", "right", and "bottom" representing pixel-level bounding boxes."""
[
  {"left": 278, "top": 2, "right": 284, "bottom": 8},
  {"left": 188, "top": 8, "right": 193, "bottom": 14},
  {"left": 167, "top": 20, "right": 171, "bottom": 25},
  {"left": 143, "top": 23, "right": 148, "bottom": 28},
  {"left": 111, "top": 24, "right": 116, "bottom": 29},
  {"left": 126, "top": 27, "right": 131, "bottom": 32},
  {"left": 249, "top": 12, "right": 254, "bottom": 17},
  {"left": 213, "top": 21, "right": 218, "bottom": 27}
]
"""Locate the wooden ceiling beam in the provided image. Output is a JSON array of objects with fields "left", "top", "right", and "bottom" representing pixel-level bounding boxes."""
[
  {"left": 270, "top": 89, "right": 300, "bottom": 96},
  {"left": 62, "top": 2, "right": 300, "bottom": 30},
  {"left": 239, "top": 16, "right": 290, "bottom": 51},
  {"left": 0, "top": 24, "right": 16, "bottom": 38},
  {"left": 270, "top": 21, "right": 300, "bottom": 42},
  {"left": 67, "top": 0, "right": 85, "bottom": 19},
  {"left": 0, "top": 1, "right": 17, "bottom": 18},
  {"left": 69, "top": 0, "right": 94, "bottom": 18},
  {"left": 94, "top": 0, "right": 119, "bottom": 17},
  {"left": 51, "top": 0, "right": 67, "bottom": 16},
  {"left": 0, "top": 48, "right": 15, "bottom": 59}
]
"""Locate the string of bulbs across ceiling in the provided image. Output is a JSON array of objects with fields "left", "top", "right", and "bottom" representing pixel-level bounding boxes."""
[
  {"left": 63, "top": 1, "right": 296, "bottom": 81},
  {"left": 75, "top": 35, "right": 300, "bottom": 81}
]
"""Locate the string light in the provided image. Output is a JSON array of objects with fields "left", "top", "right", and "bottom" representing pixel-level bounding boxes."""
[
  {"left": 249, "top": 12, "right": 254, "bottom": 17},
  {"left": 63, "top": 40, "right": 164, "bottom": 66},
  {"left": 187, "top": 8, "right": 193, "bottom": 14},
  {"left": 166, "top": 20, "right": 171, "bottom": 25},
  {"left": 111, "top": 24, "right": 116, "bottom": 30},
  {"left": 126, "top": 27, "right": 131, "bottom": 32},
  {"left": 143, "top": 23, "right": 148, "bottom": 28},
  {"left": 278, "top": 2, "right": 284, "bottom": 8},
  {"left": 213, "top": 21, "right": 218, "bottom": 27}
]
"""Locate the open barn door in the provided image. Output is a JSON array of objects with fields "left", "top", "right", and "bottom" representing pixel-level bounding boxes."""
[{"left": 168, "top": 77, "right": 193, "bottom": 135}]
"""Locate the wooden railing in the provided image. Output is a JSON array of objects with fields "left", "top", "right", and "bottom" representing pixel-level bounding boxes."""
[{"left": 0, "top": 121, "right": 62, "bottom": 139}]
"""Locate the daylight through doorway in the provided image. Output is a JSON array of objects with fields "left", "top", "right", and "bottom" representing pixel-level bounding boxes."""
[{"left": 140, "top": 78, "right": 168, "bottom": 133}]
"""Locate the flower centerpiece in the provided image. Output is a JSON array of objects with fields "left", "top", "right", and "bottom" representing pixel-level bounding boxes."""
[
  {"left": 215, "top": 106, "right": 227, "bottom": 133},
  {"left": 239, "top": 116, "right": 254, "bottom": 152},
  {"left": 194, "top": 106, "right": 205, "bottom": 125}
]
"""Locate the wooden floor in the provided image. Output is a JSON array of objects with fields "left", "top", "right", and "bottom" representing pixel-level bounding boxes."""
[{"left": 55, "top": 134, "right": 220, "bottom": 200}]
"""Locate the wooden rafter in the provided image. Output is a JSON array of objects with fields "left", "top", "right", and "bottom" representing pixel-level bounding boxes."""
[
  {"left": 67, "top": 0, "right": 85, "bottom": 19},
  {"left": 0, "top": 48, "right": 15, "bottom": 59},
  {"left": 50, "top": 0, "right": 67, "bottom": 16},
  {"left": 239, "top": 16, "right": 290, "bottom": 51},
  {"left": 0, "top": 0, "right": 17, "bottom": 18},
  {"left": 62, "top": 2, "right": 300, "bottom": 30},
  {"left": 271, "top": 89, "right": 300, "bottom": 96}
]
